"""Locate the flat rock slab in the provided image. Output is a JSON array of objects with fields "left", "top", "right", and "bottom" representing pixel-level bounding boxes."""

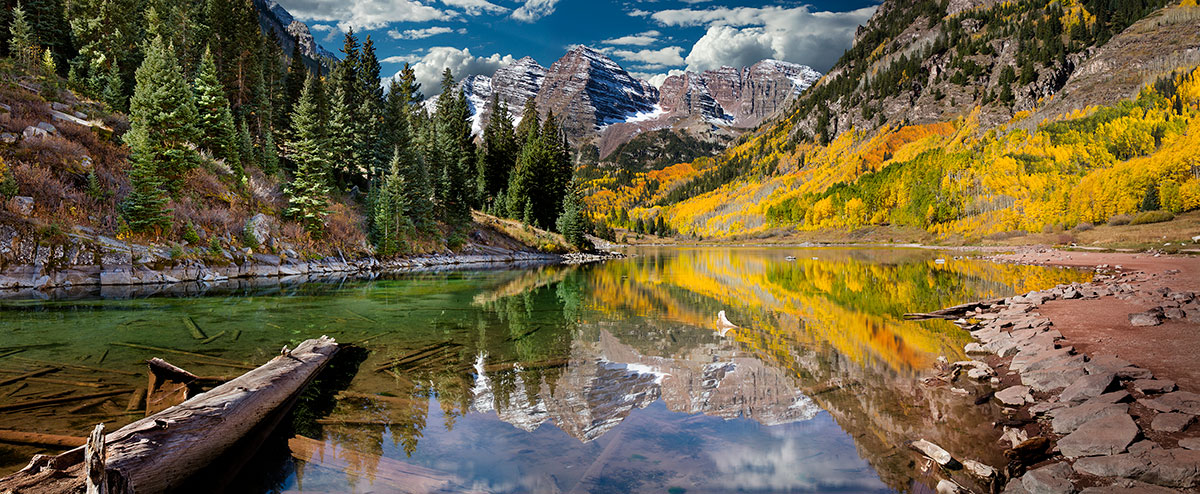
[
  {"left": 910, "top": 439, "right": 955, "bottom": 466},
  {"left": 1141, "top": 391, "right": 1200, "bottom": 415},
  {"left": 1023, "top": 364, "right": 1087, "bottom": 392},
  {"left": 996, "top": 385, "right": 1033, "bottom": 407},
  {"left": 1150, "top": 412, "right": 1194, "bottom": 433},
  {"left": 1083, "top": 390, "right": 1130, "bottom": 406},
  {"left": 1079, "top": 480, "right": 1180, "bottom": 493},
  {"left": 1180, "top": 438, "right": 1200, "bottom": 451},
  {"left": 1129, "top": 312, "right": 1163, "bottom": 326},
  {"left": 1058, "top": 413, "right": 1138, "bottom": 458},
  {"left": 1059, "top": 372, "right": 1115, "bottom": 403},
  {"left": 1052, "top": 402, "right": 1129, "bottom": 434},
  {"left": 1075, "top": 448, "right": 1200, "bottom": 488},
  {"left": 1133, "top": 379, "right": 1176, "bottom": 394},
  {"left": 1021, "top": 462, "right": 1075, "bottom": 494}
]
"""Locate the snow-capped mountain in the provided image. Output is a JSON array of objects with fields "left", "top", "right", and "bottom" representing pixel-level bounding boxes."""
[
  {"left": 251, "top": 0, "right": 337, "bottom": 63},
  {"left": 427, "top": 46, "right": 821, "bottom": 156}
]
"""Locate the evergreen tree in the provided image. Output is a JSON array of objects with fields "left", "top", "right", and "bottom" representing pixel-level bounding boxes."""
[
  {"left": 370, "top": 149, "right": 413, "bottom": 255},
  {"left": 68, "top": 0, "right": 140, "bottom": 103},
  {"left": 261, "top": 127, "right": 279, "bottom": 175},
  {"left": 101, "top": 60, "right": 125, "bottom": 111},
  {"left": 514, "top": 97, "right": 540, "bottom": 144},
  {"left": 556, "top": 181, "right": 590, "bottom": 249},
  {"left": 237, "top": 117, "right": 253, "bottom": 172},
  {"left": 333, "top": 30, "right": 361, "bottom": 115},
  {"left": 193, "top": 46, "right": 239, "bottom": 167},
  {"left": 355, "top": 91, "right": 387, "bottom": 183},
  {"left": 281, "top": 43, "right": 306, "bottom": 136},
  {"left": 325, "top": 81, "right": 356, "bottom": 183},
  {"left": 507, "top": 130, "right": 542, "bottom": 224},
  {"left": 8, "top": 2, "right": 34, "bottom": 65},
  {"left": 395, "top": 63, "right": 422, "bottom": 123},
  {"left": 542, "top": 111, "right": 573, "bottom": 224},
  {"left": 122, "top": 146, "right": 172, "bottom": 233},
  {"left": 434, "top": 69, "right": 474, "bottom": 232},
  {"left": 285, "top": 73, "right": 330, "bottom": 233},
  {"left": 125, "top": 35, "right": 200, "bottom": 194}
]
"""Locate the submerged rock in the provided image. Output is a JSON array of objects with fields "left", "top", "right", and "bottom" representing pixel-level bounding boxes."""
[{"left": 910, "top": 439, "right": 956, "bottom": 467}]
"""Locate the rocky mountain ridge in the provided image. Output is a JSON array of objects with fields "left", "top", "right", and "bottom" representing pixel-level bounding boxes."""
[
  {"left": 251, "top": 0, "right": 337, "bottom": 66},
  {"left": 431, "top": 46, "right": 821, "bottom": 158}
]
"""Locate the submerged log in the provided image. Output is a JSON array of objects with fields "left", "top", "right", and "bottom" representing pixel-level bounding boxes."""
[
  {"left": 146, "top": 358, "right": 198, "bottom": 415},
  {"left": 0, "top": 336, "right": 339, "bottom": 494},
  {"left": 287, "top": 435, "right": 453, "bottom": 492},
  {"left": 0, "top": 430, "right": 87, "bottom": 448}
]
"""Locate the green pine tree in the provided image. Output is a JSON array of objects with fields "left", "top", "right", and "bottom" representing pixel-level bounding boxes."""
[
  {"left": 434, "top": 69, "right": 473, "bottom": 232},
  {"left": 193, "top": 45, "right": 240, "bottom": 167},
  {"left": 125, "top": 35, "right": 200, "bottom": 195},
  {"left": 556, "top": 181, "right": 590, "bottom": 249},
  {"left": 237, "top": 117, "right": 253, "bottom": 173},
  {"left": 101, "top": 60, "right": 125, "bottom": 111},
  {"left": 261, "top": 128, "right": 279, "bottom": 175},
  {"left": 325, "top": 81, "right": 356, "bottom": 184},
  {"left": 514, "top": 97, "right": 540, "bottom": 145},
  {"left": 285, "top": 73, "right": 331, "bottom": 233},
  {"left": 370, "top": 149, "right": 413, "bottom": 256},
  {"left": 281, "top": 43, "right": 306, "bottom": 137},
  {"left": 122, "top": 149, "right": 173, "bottom": 234},
  {"left": 8, "top": 2, "right": 35, "bottom": 65}
]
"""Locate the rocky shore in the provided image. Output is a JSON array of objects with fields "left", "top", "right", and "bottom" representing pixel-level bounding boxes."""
[
  {"left": 910, "top": 251, "right": 1200, "bottom": 493},
  {"left": 0, "top": 224, "right": 623, "bottom": 300}
]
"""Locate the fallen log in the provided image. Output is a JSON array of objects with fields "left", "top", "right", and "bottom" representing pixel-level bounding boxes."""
[
  {"left": 0, "top": 389, "right": 133, "bottom": 412},
  {"left": 375, "top": 342, "right": 456, "bottom": 372},
  {"left": 108, "top": 343, "right": 246, "bottom": 365},
  {"left": 0, "top": 430, "right": 87, "bottom": 448},
  {"left": 0, "top": 367, "right": 58, "bottom": 387},
  {"left": 0, "top": 336, "right": 339, "bottom": 494}
]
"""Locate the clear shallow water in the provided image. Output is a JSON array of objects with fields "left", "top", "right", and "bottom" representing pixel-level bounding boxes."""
[{"left": 0, "top": 248, "right": 1091, "bottom": 493}]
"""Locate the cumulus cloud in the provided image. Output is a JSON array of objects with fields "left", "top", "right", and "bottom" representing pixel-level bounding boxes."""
[
  {"left": 512, "top": 0, "right": 559, "bottom": 22},
  {"left": 387, "top": 26, "right": 461, "bottom": 39},
  {"left": 389, "top": 47, "right": 515, "bottom": 98},
  {"left": 439, "top": 0, "right": 508, "bottom": 15},
  {"left": 609, "top": 46, "right": 685, "bottom": 70},
  {"left": 280, "top": 0, "right": 455, "bottom": 31},
  {"left": 602, "top": 30, "right": 662, "bottom": 47},
  {"left": 648, "top": 5, "right": 875, "bottom": 72}
]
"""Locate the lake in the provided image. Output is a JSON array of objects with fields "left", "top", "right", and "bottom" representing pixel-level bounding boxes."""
[{"left": 0, "top": 247, "right": 1091, "bottom": 493}]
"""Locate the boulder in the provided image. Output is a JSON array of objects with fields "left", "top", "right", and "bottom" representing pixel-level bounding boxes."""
[
  {"left": 1052, "top": 402, "right": 1129, "bottom": 434},
  {"left": 36, "top": 121, "right": 57, "bottom": 134},
  {"left": 1150, "top": 413, "right": 1193, "bottom": 433},
  {"left": 996, "top": 385, "right": 1033, "bottom": 407},
  {"left": 936, "top": 479, "right": 964, "bottom": 494},
  {"left": 1058, "top": 372, "right": 1115, "bottom": 403},
  {"left": 0, "top": 132, "right": 16, "bottom": 144},
  {"left": 1021, "top": 462, "right": 1076, "bottom": 494},
  {"left": 910, "top": 439, "right": 956, "bottom": 467},
  {"left": 1141, "top": 391, "right": 1200, "bottom": 415},
  {"left": 1057, "top": 413, "right": 1138, "bottom": 458},
  {"left": 962, "top": 459, "right": 996, "bottom": 480},
  {"left": 22, "top": 125, "right": 49, "bottom": 139},
  {"left": 245, "top": 214, "right": 273, "bottom": 246},
  {"left": 7, "top": 196, "right": 33, "bottom": 216},
  {"left": 1133, "top": 379, "right": 1176, "bottom": 394},
  {"left": 1129, "top": 311, "right": 1162, "bottom": 327}
]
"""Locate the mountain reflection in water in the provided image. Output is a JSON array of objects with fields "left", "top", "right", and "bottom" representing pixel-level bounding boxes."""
[
  {"left": 276, "top": 248, "right": 1088, "bottom": 494},
  {"left": 0, "top": 247, "right": 1090, "bottom": 493}
]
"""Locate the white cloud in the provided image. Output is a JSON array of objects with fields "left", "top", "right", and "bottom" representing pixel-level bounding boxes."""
[
  {"left": 512, "top": 0, "right": 559, "bottom": 22},
  {"left": 388, "top": 26, "right": 455, "bottom": 39},
  {"left": 439, "top": 0, "right": 508, "bottom": 15},
  {"left": 381, "top": 55, "right": 422, "bottom": 64},
  {"left": 609, "top": 46, "right": 685, "bottom": 70},
  {"left": 390, "top": 47, "right": 515, "bottom": 98},
  {"left": 647, "top": 5, "right": 875, "bottom": 72},
  {"left": 279, "top": 0, "right": 456, "bottom": 31},
  {"left": 602, "top": 30, "right": 662, "bottom": 46},
  {"left": 631, "top": 69, "right": 685, "bottom": 88}
]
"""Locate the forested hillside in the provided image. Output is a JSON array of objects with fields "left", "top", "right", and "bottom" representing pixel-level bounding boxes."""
[
  {"left": 586, "top": 0, "right": 1200, "bottom": 243},
  {"left": 0, "top": 0, "right": 591, "bottom": 260}
]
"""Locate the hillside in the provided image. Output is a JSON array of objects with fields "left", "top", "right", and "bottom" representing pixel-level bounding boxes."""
[{"left": 585, "top": 0, "right": 1200, "bottom": 245}]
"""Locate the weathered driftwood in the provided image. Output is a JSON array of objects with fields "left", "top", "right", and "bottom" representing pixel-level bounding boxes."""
[
  {"left": 0, "top": 430, "right": 87, "bottom": 448},
  {"left": 0, "top": 336, "right": 339, "bottom": 494},
  {"left": 146, "top": 358, "right": 197, "bottom": 415},
  {"left": 0, "top": 389, "right": 133, "bottom": 412},
  {"left": 85, "top": 424, "right": 107, "bottom": 494}
]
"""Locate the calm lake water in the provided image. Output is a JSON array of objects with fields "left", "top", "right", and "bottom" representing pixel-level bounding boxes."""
[{"left": 0, "top": 248, "right": 1091, "bottom": 493}]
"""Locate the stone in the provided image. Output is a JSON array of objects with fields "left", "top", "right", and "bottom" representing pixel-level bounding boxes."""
[
  {"left": 1001, "top": 427, "right": 1030, "bottom": 448},
  {"left": 962, "top": 459, "right": 996, "bottom": 480},
  {"left": 1023, "top": 364, "right": 1087, "bottom": 392},
  {"left": 0, "top": 102, "right": 10, "bottom": 112},
  {"left": 1150, "top": 412, "right": 1193, "bottom": 433},
  {"left": 1180, "top": 438, "right": 1200, "bottom": 450},
  {"left": 7, "top": 196, "right": 34, "bottom": 216},
  {"left": 245, "top": 213, "right": 273, "bottom": 248},
  {"left": 910, "top": 439, "right": 956, "bottom": 466},
  {"left": 1129, "top": 311, "right": 1163, "bottom": 326},
  {"left": 1003, "top": 481, "right": 1031, "bottom": 494},
  {"left": 1128, "top": 440, "right": 1161, "bottom": 455},
  {"left": 1073, "top": 452, "right": 1149, "bottom": 479},
  {"left": 1030, "top": 401, "right": 1068, "bottom": 416},
  {"left": 1021, "top": 462, "right": 1076, "bottom": 494},
  {"left": 1164, "top": 307, "right": 1186, "bottom": 319},
  {"left": 1078, "top": 479, "right": 1179, "bottom": 493},
  {"left": 36, "top": 121, "right": 57, "bottom": 134},
  {"left": 936, "top": 479, "right": 964, "bottom": 494},
  {"left": 51, "top": 101, "right": 69, "bottom": 111},
  {"left": 1057, "top": 413, "right": 1138, "bottom": 458},
  {"left": 1052, "top": 402, "right": 1129, "bottom": 434},
  {"left": 0, "top": 132, "right": 16, "bottom": 144},
  {"left": 1059, "top": 372, "right": 1115, "bottom": 403},
  {"left": 996, "top": 385, "right": 1033, "bottom": 407},
  {"left": 965, "top": 342, "right": 988, "bottom": 355},
  {"left": 22, "top": 125, "right": 49, "bottom": 139},
  {"left": 1083, "top": 390, "right": 1130, "bottom": 405},
  {"left": 1141, "top": 391, "right": 1200, "bottom": 415},
  {"left": 1133, "top": 379, "right": 1176, "bottom": 394}
]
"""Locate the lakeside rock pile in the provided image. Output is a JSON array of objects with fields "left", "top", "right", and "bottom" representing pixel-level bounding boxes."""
[{"left": 910, "top": 271, "right": 1200, "bottom": 493}]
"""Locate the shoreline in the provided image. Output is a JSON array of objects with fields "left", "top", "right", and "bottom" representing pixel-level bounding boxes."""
[{"left": 913, "top": 248, "right": 1200, "bottom": 493}]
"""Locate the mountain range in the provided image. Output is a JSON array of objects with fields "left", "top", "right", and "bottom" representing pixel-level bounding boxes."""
[{"left": 428, "top": 46, "right": 821, "bottom": 158}]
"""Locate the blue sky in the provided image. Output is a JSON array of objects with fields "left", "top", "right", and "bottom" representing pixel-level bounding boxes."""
[{"left": 275, "top": 0, "right": 879, "bottom": 96}]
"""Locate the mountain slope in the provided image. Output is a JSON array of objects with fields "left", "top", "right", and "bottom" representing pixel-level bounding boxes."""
[
  {"left": 251, "top": 0, "right": 336, "bottom": 67},
  {"left": 585, "top": 0, "right": 1200, "bottom": 242}
]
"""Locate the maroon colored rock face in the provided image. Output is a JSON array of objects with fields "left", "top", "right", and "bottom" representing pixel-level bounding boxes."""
[{"left": 534, "top": 46, "right": 660, "bottom": 139}]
